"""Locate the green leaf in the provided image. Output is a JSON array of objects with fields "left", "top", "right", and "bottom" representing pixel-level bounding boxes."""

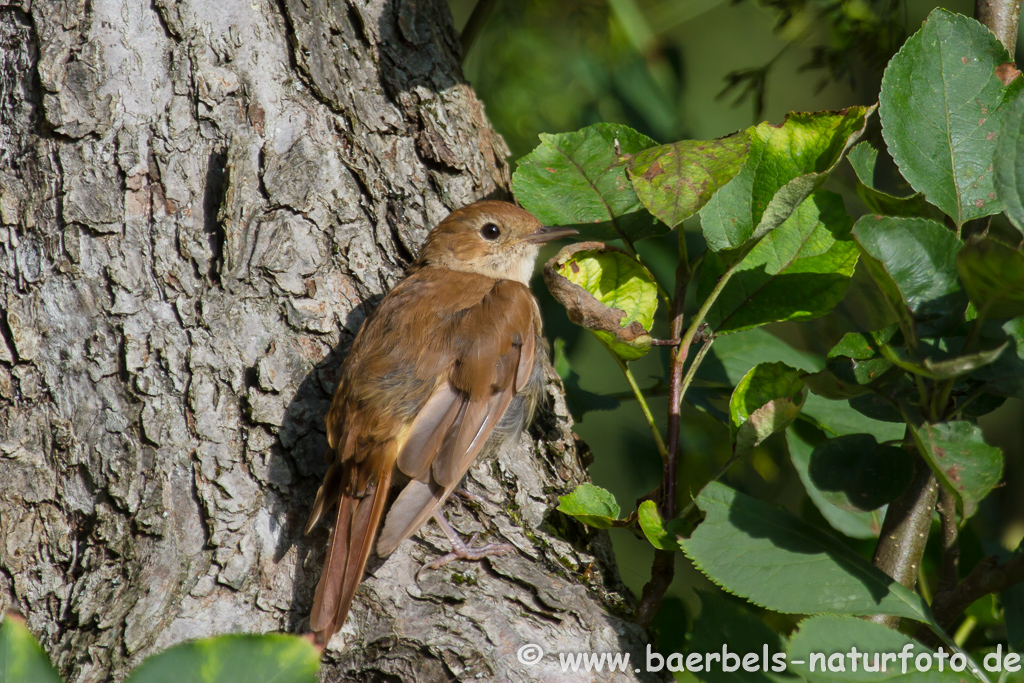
[
  {"left": 970, "top": 317, "right": 1024, "bottom": 398},
  {"left": 700, "top": 192, "right": 859, "bottom": 334},
  {"left": 847, "top": 142, "right": 936, "bottom": 219},
  {"left": 543, "top": 243, "right": 657, "bottom": 360},
  {"left": 124, "top": 633, "right": 320, "bottom": 683},
  {"left": 801, "top": 370, "right": 875, "bottom": 400},
  {"left": 852, "top": 215, "right": 966, "bottom": 340},
  {"left": 828, "top": 325, "right": 900, "bottom": 362},
  {"left": 729, "top": 362, "right": 806, "bottom": 456},
  {"left": 788, "top": 615, "right": 971, "bottom": 682},
  {"left": 846, "top": 140, "right": 880, "bottom": 187},
  {"left": 0, "top": 616, "right": 62, "bottom": 683},
  {"left": 806, "top": 434, "right": 914, "bottom": 511},
  {"left": 628, "top": 132, "right": 750, "bottom": 228},
  {"left": 787, "top": 422, "right": 883, "bottom": 539},
  {"left": 698, "top": 328, "right": 824, "bottom": 387},
  {"left": 700, "top": 107, "right": 873, "bottom": 255},
  {"left": 995, "top": 89, "right": 1024, "bottom": 234},
  {"left": 816, "top": 326, "right": 899, "bottom": 394},
  {"left": 687, "top": 591, "right": 790, "bottom": 683},
  {"left": 556, "top": 483, "right": 628, "bottom": 529},
  {"left": 906, "top": 418, "right": 1003, "bottom": 519},
  {"left": 879, "top": 9, "right": 1024, "bottom": 226},
  {"left": 681, "top": 482, "right": 935, "bottom": 621},
  {"left": 881, "top": 339, "right": 1008, "bottom": 380},
  {"left": 512, "top": 123, "right": 663, "bottom": 242},
  {"left": 637, "top": 500, "right": 683, "bottom": 551},
  {"left": 800, "top": 392, "right": 907, "bottom": 442},
  {"left": 551, "top": 338, "right": 571, "bottom": 379},
  {"left": 956, "top": 237, "right": 1024, "bottom": 320}
]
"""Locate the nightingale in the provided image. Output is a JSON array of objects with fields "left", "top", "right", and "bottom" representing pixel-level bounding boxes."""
[{"left": 304, "top": 200, "right": 576, "bottom": 641}]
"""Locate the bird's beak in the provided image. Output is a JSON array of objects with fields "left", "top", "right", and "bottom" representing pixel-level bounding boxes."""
[{"left": 521, "top": 226, "right": 578, "bottom": 244}]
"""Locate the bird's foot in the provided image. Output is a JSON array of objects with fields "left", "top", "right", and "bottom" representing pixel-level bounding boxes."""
[
  {"left": 417, "top": 511, "right": 514, "bottom": 579},
  {"left": 452, "top": 486, "right": 486, "bottom": 506}
]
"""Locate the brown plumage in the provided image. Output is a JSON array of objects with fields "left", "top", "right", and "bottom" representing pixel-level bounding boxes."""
[{"left": 305, "top": 200, "right": 575, "bottom": 641}]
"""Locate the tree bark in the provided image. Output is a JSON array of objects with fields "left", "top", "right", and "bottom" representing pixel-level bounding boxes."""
[{"left": 0, "top": 1, "right": 658, "bottom": 681}]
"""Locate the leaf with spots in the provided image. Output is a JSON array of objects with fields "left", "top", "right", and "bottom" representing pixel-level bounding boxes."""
[
  {"left": 628, "top": 131, "right": 750, "bottom": 228},
  {"left": 879, "top": 9, "right": 1024, "bottom": 227},
  {"left": 512, "top": 123, "right": 664, "bottom": 242},
  {"left": 994, "top": 88, "right": 1024, "bottom": 235},
  {"left": 906, "top": 418, "right": 1003, "bottom": 518},
  {"left": 699, "top": 107, "right": 873, "bottom": 257},
  {"left": 543, "top": 242, "right": 658, "bottom": 361}
]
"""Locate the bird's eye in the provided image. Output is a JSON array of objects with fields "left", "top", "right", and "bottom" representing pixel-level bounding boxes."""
[{"left": 480, "top": 222, "right": 501, "bottom": 240}]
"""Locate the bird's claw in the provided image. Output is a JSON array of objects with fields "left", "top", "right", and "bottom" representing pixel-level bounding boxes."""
[{"left": 416, "top": 539, "right": 515, "bottom": 579}]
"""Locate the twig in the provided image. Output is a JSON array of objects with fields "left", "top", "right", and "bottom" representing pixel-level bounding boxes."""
[
  {"left": 459, "top": 0, "right": 500, "bottom": 62},
  {"left": 635, "top": 549, "right": 675, "bottom": 628},
  {"left": 615, "top": 356, "right": 669, "bottom": 460},
  {"left": 869, "top": 441, "right": 940, "bottom": 629},
  {"left": 679, "top": 338, "right": 713, "bottom": 411},
  {"left": 634, "top": 231, "right": 690, "bottom": 627},
  {"left": 975, "top": 0, "right": 1022, "bottom": 54},
  {"left": 663, "top": 237, "right": 692, "bottom": 519},
  {"left": 932, "top": 552, "right": 1024, "bottom": 629},
  {"left": 937, "top": 487, "right": 960, "bottom": 595}
]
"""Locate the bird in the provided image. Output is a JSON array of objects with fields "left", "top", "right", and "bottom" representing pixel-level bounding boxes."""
[{"left": 304, "top": 200, "right": 576, "bottom": 641}]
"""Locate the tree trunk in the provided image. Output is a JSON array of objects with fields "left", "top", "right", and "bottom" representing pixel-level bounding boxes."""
[{"left": 0, "top": 0, "right": 658, "bottom": 681}]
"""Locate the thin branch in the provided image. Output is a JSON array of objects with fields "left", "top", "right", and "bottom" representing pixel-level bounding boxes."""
[
  {"left": 635, "top": 231, "right": 690, "bottom": 627},
  {"left": 615, "top": 356, "right": 669, "bottom": 461},
  {"left": 932, "top": 552, "right": 1024, "bottom": 629},
  {"left": 663, "top": 235, "right": 692, "bottom": 519},
  {"left": 869, "top": 441, "right": 940, "bottom": 629},
  {"left": 459, "top": 0, "right": 500, "bottom": 62},
  {"left": 678, "top": 444, "right": 743, "bottom": 520},
  {"left": 679, "top": 338, "right": 713, "bottom": 409},
  {"left": 635, "top": 549, "right": 675, "bottom": 628},
  {"left": 975, "top": 0, "right": 1022, "bottom": 55},
  {"left": 937, "top": 487, "right": 961, "bottom": 595}
]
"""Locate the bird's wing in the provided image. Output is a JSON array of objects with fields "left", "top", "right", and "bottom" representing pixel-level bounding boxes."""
[{"left": 375, "top": 280, "right": 537, "bottom": 557}]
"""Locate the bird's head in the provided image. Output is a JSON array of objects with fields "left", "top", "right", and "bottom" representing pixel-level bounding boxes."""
[{"left": 417, "top": 200, "right": 576, "bottom": 285}]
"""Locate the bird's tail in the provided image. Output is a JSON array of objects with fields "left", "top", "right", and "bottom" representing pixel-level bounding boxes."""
[{"left": 308, "top": 464, "right": 392, "bottom": 641}]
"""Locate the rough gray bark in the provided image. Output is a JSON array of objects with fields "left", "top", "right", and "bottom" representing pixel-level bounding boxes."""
[{"left": 0, "top": 0, "right": 660, "bottom": 681}]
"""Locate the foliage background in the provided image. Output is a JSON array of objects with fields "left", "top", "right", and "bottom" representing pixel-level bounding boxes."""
[{"left": 448, "top": 0, "right": 1024, "bottom": 662}]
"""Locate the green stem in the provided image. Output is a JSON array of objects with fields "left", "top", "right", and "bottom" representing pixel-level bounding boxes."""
[
  {"left": 615, "top": 356, "right": 669, "bottom": 460},
  {"left": 679, "top": 337, "right": 713, "bottom": 405},
  {"left": 935, "top": 311, "right": 989, "bottom": 420},
  {"left": 459, "top": 0, "right": 500, "bottom": 61},
  {"left": 953, "top": 384, "right": 989, "bottom": 419},
  {"left": 678, "top": 443, "right": 742, "bottom": 521},
  {"left": 675, "top": 260, "right": 740, "bottom": 374},
  {"left": 954, "top": 615, "right": 978, "bottom": 647}
]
